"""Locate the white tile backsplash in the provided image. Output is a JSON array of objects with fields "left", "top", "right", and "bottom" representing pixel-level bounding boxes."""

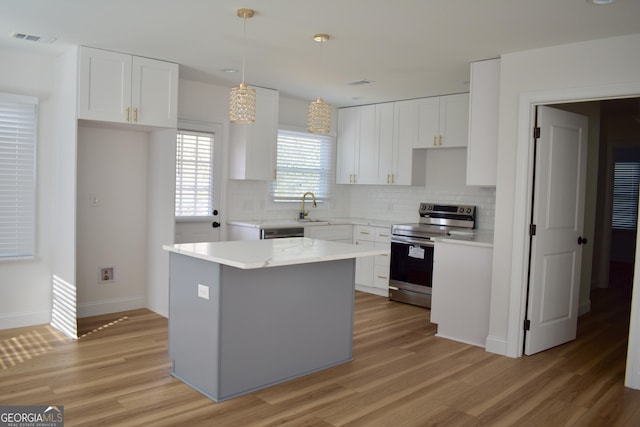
[
  {"left": 348, "top": 185, "right": 496, "bottom": 230},
  {"left": 227, "top": 178, "right": 495, "bottom": 230}
]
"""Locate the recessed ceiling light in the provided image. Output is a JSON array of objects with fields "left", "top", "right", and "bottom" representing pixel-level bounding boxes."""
[
  {"left": 221, "top": 68, "right": 238, "bottom": 73},
  {"left": 588, "top": 0, "right": 618, "bottom": 4}
]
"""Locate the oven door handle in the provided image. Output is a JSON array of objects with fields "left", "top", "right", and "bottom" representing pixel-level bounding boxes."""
[{"left": 391, "top": 236, "right": 435, "bottom": 247}]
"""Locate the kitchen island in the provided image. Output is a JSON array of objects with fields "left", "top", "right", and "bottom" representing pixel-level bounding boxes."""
[{"left": 163, "top": 238, "right": 386, "bottom": 402}]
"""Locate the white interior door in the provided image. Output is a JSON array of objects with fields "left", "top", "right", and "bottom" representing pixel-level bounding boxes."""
[{"left": 525, "top": 106, "right": 589, "bottom": 355}]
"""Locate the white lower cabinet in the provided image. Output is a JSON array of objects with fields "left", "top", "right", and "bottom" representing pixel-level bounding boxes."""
[
  {"left": 305, "top": 224, "right": 353, "bottom": 243},
  {"left": 431, "top": 241, "right": 493, "bottom": 347},
  {"left": 354, "top": 225, "right": 391, "bottom": 295}
]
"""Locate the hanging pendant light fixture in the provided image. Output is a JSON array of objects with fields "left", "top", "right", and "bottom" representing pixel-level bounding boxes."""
[
  {"left": 307, "top": 33, "right": 331, "bottom": 134},
  {"left": 229, "top": 8, "right": 256, "bottom": 124}
]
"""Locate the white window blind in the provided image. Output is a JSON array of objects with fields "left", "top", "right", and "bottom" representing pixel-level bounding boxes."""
[
  {"left": 272, "top": 130, "right": 333, "bottom": 203},
  {"left": 0, "top": 93, "right": 37, "bottom": 259},
  {"left": 612, "top": 161, "right": 640, "bottom": 230},
  {"left": 175, "top": 129, "right": 214, "bottom": 217}
]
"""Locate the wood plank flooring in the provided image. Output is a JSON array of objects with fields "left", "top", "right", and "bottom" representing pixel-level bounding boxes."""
[{"left": 1, "top": 286, "right": 640, "bottom": 426}]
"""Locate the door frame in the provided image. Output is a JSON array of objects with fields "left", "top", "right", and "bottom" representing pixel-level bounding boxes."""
[{"left": 506, "top": 82, "right": 640, "bottom": 389}]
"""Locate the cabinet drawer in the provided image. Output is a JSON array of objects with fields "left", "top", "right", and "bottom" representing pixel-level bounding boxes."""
[
  {"left": 375, "top": 227, "right": 391, "bottom": 243},
  {"left": 353, "top": 225, "right": 375, "bottom": 242},
  {"left": 307, "top": 224, "right": 353, "bottom": 241},
  {"left": 373, "top": 264, "right": 390, "bottom": 289}
]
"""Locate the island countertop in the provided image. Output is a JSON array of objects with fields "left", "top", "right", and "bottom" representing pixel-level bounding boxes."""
[{"left": 163, "top": 237, "right": 386, "bottom": 269}]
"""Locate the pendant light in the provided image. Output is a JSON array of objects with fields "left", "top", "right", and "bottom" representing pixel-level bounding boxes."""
[
  {"left": 307, "top": 33, "right": 331, "bottom": 134},
  {"left": 229, "top": 8, "right": 256, "bottom": 124}
]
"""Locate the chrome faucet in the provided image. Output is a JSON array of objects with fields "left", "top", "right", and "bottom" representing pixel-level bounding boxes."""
[{"left": 300, "top": 192, "right": 317, "bottom": 218}]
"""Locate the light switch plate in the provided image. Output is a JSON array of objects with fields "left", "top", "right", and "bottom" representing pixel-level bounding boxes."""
[{"left": 197, "top": 284, "right": 209, "bottom": 300}]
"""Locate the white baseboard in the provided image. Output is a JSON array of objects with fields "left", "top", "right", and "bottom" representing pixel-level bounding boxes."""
[
  {"left": 0, "top": 310, "right": 51, "bottom": 330},
  {"left": 485, "top": 334, "right": 508, "bottom": 356},
  {"left": 77, "top": 296, "right": 146, "bottom": 318}
]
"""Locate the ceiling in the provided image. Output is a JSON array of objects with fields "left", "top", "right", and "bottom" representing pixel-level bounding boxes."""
[{"left": 1, "top": 0, "right": 639, "bottom": 108}]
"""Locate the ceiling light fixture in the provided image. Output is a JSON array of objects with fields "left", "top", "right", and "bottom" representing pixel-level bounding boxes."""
[
  {"left": 229, "top": 8, "right": 256, "bottom": 124},
  {"left": 307, "top": 33, "right": 331, "bottom": 134},
  {"left": 588, "top": 0, "right": 618, "bottom": 4}
]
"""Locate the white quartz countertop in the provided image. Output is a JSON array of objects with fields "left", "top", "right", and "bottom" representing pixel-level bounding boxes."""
[
  {"left": 433, "top": 229, "right": 494, "bottom": 248},
  {"left": 163, "top": 237, "right": 387, "bottom": 269}
]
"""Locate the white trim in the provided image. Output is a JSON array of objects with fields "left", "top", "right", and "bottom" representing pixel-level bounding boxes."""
[
  {"left": 77, "top": 295, "right": 146, "bottom": 318},
  {"left": 509, "top": 82, "right": 640, "bottom": 388},
  {"left": 485, "top": 334, "right": 508, "bottom": 354},
  {"left": 0, "top": 310, "right": 50, "bottom": 330}
]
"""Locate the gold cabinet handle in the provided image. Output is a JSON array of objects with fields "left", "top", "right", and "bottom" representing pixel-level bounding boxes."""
[
  {"left": 134, "top": 108, "right": 139, "bottom": 123},
  {"left": 439, "top": 135, "right": 443, "bottom": 146},
  {"left": 391, "top": 174, "right": 395, "bottom": 184},
  {"left": 433, "top": 135, "right": 437, "bottom": 146},
  {"left": 126, "top": 107, "right": 130, "bottom": 122}
]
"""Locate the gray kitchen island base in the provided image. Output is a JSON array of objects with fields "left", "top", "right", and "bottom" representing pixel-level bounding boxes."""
[{"left": 168, "top": 252, "right": 356, "bottom": 402}]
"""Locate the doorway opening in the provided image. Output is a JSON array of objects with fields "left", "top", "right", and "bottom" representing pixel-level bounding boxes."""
[{"left": 527, "top": 97, "right": 640, "bottom": 360}]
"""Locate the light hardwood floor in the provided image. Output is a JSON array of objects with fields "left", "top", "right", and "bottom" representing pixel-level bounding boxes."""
[{"left": 1, "top": 286, "right": 640, "bottom": 426}]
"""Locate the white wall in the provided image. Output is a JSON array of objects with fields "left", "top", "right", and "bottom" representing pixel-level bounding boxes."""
[
  {"left": 76, "top": 124, "right": 148, "bottom": 317},
  {"left": 178, "top": 79, "right": 351, "bottom": 227},
  {"left": 488, "top": 34, "right": 640, "bottom": 357},
  {"left": 0, "top": 49, "right": 56, "bottom": 329}
]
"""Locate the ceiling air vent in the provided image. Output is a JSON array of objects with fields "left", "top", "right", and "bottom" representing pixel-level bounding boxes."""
[
  {"left": 347, "top": 79, "right": 373, "bottom": 86},
  {"left": 11, "top": 32, "right": 56, "bottom": 43}
]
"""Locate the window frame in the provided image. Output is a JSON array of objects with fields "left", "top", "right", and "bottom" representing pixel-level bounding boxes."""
[
  {"left": 270, "top": 129, "right": 335, "bottom": 207},
  {"left": 174, "top": 128, "right": 216, "bottom": 219},
  {"left": 0, "top": 92, "right": 38, "bottom": 260}
]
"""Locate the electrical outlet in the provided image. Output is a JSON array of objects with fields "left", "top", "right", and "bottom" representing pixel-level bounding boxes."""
[
  {"left": 198, "top": 284, "right": 209, "bottom": 300},
  {"left": 100, "top": 267, "right": 114, "bottom": 283}
]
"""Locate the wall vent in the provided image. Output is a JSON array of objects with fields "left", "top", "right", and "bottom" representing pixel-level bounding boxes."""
[
  {"left": 11, "top": 32, "right": 56, "bottom": 43},
  {"left": 347, "top": 79, "right": 373, "bottom": 86}
]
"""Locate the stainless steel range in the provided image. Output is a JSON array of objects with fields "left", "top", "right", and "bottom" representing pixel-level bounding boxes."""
[{"left": 389, "top": 203, "right": 476, "bottom": 308}]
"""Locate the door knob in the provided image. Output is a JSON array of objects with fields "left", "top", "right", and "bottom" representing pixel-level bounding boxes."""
[
  {"left": 578, "top": 236, "right": 588, "bottom": 245},
  {"left": 212, "top": 209, "right": 219, "bottom": 216},
  {"left": 212, "top": 221, "right": 221, "bottom": 228}
]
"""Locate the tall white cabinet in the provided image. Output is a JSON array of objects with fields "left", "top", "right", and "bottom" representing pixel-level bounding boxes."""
[{"left": 78, "top": 46, "right": 179, "bottom": 128}]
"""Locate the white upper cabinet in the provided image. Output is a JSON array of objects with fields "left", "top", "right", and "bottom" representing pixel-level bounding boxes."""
[
  {"left": 392, "top": 100, "right": 425, "bottom": 186},
  {"left": 467, "top": 58, "right": 500, "bottom": 186},
  {"left": 336, "top": 105, "right": 376, "bottom": 184},
  {"left": 417, "top": 93, "right": 469, "bottom": 149},
  {"left": 78, "top": 46, "right": 178, "bottom": 128},
  {"left": 229, "top": 86, "right": 279, "bottom": 180}
]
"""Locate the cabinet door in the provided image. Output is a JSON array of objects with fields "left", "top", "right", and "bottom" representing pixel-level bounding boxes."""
[
  {"left": 356, "top": 105, "right": 378, "bottom": 185},
  {"left": 354, "top": 240, "right": 375, "bottom": 287},
  {"left": 376, "top": 103, "right": 395, "bottom": 184},
  {"left": 439, "top": 93, "right": 469, "bottom": 148},
  {"left": 78, "top": 47, "right": 132, "bottom": 123},
  {"left": 336, "top": 107, "right": 359, "bottom": 184},
  {"left": 416, "top": 97, "right": 440, "bottom": 148},
  {"left": 467, "top": 58, "right": 500, "bottom": 186},
  {"left": 132, "top": 56, "right": 178, "bottom": 128},
  {"left": 229, "top": 87, "right": 279, "bottom": 180},
  {"left": 393, "top": 100, "right": 425, "bottom": 186}
]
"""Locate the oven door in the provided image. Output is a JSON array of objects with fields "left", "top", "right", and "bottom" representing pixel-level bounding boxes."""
[{"left": 389, "top": 236, "right": 434, "bottom": 308}]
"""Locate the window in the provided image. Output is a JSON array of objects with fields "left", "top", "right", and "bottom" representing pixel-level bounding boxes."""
[
  {"left": 0, "top": 93, "right": 37, "bottom": 259},
  {"left": 272, "top": 130, "right": 333, "bottom": 203},
  {"left": 612, "top": 161, "right": 640, "bottom": 230},
  {"left": 175, "top": 129, "right": 215, "bottom": 217}
]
